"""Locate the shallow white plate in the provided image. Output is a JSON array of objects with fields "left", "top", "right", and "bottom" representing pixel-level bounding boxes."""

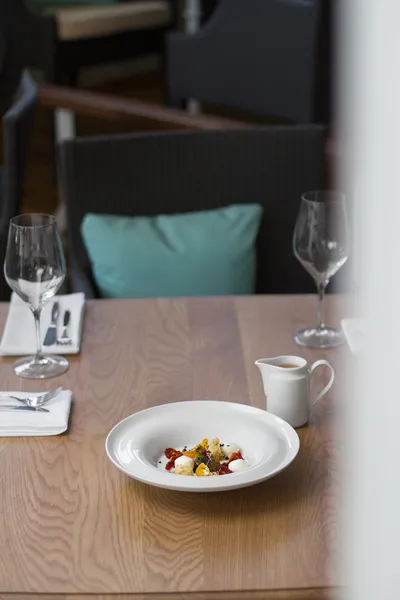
[{"left": 105, "top": 401, "right": 300, "bottom": 492}]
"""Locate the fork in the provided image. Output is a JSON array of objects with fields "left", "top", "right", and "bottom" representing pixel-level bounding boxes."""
[
  {"left": 3, "top": 386, "right": 63, "bottom": 408},
  {"left": 0, "top": 405, "right": 49, "bottom": 413},
  {"left": 57, "top": 310, "right": 72, "bottom": 346}
]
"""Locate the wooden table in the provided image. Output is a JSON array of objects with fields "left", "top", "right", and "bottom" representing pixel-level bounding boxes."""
[{"left": 0, "top": 295, "right": 346, "bottom": 600}]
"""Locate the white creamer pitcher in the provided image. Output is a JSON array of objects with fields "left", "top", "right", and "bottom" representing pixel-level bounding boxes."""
[{"left": 255, "top": 355, "right": 335, "bottom": 428}]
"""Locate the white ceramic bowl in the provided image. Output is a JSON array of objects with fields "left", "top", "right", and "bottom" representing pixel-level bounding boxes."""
[{"left": 105, "top": 401, "right": 300, "bottom": 492}]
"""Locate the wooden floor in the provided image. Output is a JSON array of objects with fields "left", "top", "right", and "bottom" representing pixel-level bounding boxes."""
[{"left": 22, "top": 68, "right": 164, "bottom": 215}]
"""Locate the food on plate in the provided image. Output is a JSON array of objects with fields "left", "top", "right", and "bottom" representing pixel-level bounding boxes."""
[
  {"left": 218, "top": 464, "right": 232, "bottom": 475},
  {"left": 162, "top": 438, "right": 249, "bottom": 476},
  {"left": 175, "top": 464, "right": 194, "bottom": 476},
  {"left": 227, "top": 451, "right": 243, "bottom": 463},
  {"left": 195, "top": 463, "right": 211, "bottom": 476},
  {"left": 182, "top": 438, "right": 208, "bottom": 459},
  {"left": 209, "top": 437, "right": 224, "bottom": 462},
  {"left": 164, "top": 447, "right": 183, "bottom": 471},
  {"left": 222, "top": 442, "right": 240, "bottom": 458},
  {"left": 174, "top": 455, "right": 194, "bottom": 469},
  {"left": 229, "top": 459, "right": 248, "bottom": 472}
]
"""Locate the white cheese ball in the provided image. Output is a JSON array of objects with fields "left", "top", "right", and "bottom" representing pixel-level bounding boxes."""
[
  {"left": 222, "top": 442, "right": 240, "bottom": 458},
  {"left": 229, "top": 459, "right": 248, "bottom": 472},
  {"left": 174, "top": 455, "right": 194, "bottom": 469}
]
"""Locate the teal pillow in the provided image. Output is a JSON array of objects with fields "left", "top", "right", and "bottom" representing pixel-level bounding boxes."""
[{"left": 81, "top": 204, "right": 263, "bottom": 299}]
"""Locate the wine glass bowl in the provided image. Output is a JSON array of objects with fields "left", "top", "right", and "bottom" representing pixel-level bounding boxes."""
[
  {"left": 4, "top": 214, "right": 69, "bottom": 378},
  {"left": 293, "top": 191, "right": 349, "bottom": 349}
]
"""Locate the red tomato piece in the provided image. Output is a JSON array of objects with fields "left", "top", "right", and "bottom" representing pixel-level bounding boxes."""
[
  {"left": 165, "top": 447, "right": 179, "bottom": 459},
  {"left": 164, "top": 450, "right": 183, "bottom": 470},
  {"left": 228, "top": 451, "right": 243, "bottom": 463},
  {"left": 218, "top": 464, "right": 232, "bottom": 475}
]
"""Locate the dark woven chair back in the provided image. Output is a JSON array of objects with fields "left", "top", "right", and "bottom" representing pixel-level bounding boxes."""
[
  {"left": 166, "top": 0, "right": 331, "bottom": 124},
  {"left": 0, "top": 0, "right": 56, "bottom": 101},
  {"left": 59, "top": 126, "right": 325, "bottom": 298}
]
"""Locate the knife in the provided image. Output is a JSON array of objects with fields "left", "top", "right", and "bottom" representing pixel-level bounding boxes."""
[
  {"left": 0, "top": 405, "right": 49, "bottom": 412},
  {"left": 43, "top": 301, "right": 60, "bottom": 346}
]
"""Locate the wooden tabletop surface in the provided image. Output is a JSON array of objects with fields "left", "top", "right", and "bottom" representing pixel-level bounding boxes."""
[{"left": 0, "top": 295, "right": 347, "bottom": 600}]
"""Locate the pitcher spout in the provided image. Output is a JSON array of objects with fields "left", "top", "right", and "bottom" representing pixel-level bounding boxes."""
[
  {"left": 254, "top": 358, "right": 283, "bottom": 392},
  {"left": 255, "top": 355, "right": 307, "bottom": 395},
  {"left": 254, "top": 357, "right": 285, "bottom": 372}
]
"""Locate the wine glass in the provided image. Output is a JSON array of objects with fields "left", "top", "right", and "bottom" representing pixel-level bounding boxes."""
[
  {"left": 4, "top": 214, "right": 69, "bottom": 378},
  {"left": 293, "top": 191, "right": 349, "bottom": 348}
]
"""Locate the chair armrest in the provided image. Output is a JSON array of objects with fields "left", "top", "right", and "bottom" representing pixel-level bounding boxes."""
[{"left": 38, "top": 83, "right": 250, "bottom": 131}]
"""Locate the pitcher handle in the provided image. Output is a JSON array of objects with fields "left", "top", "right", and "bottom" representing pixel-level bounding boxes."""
[{"left": 310, "top": 360, "right": 335, "bottom": 407}]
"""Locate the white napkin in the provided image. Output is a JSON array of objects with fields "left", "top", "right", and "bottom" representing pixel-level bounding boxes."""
[
  {"left": 0, "top": 293, "right": 85, "bottom": 355},
  {"left": 341, "top": 318, "right": 366, "bottom": 356},
  {"left": 0, "top": 390, "right": 72, "bottom": 436}
]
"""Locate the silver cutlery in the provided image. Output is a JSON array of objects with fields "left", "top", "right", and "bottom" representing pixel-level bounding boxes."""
[
  {"left": 57, "top": 310, "right": 72, "bottom": 346},
  {"left": 2, "top": 386, "right": 63, "bottom": 408},
  {"left": 43, "top": 301, "right": 60, "bottom": 346},
  {"left": 0, "top": 405, "right": 49, "bottom": 413}
]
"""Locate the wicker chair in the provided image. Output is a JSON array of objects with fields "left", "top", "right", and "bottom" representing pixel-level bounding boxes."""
[
  {"left": 28, "top": 0, "right": 173, "bottom": 86},
  {"left": 166, "top": 0, "right": 332, "bottom": 124},
  {"left": 0, "top": 0, "right": 172, "bottom": 87},
  {"left": 58, "top": 125, "right": 326, "bottom": 298}
]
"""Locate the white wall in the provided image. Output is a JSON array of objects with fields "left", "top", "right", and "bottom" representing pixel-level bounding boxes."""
[{"left": 340, "top": 0, "right": 400, "bottom": 597}]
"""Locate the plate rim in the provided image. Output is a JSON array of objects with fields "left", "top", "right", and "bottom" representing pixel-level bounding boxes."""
[{"left": 105, "top": 400, "right": 300, "bottom": 492}]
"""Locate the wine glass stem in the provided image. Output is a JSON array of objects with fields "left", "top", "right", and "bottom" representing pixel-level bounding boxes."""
[
  {"left": 317, "top": 283, "right": 326, "bottom": 330},
  {"left": 32, "top": 309, "right": 44, "bottom": 362}
]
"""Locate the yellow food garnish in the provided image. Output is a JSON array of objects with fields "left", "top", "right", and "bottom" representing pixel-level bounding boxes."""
[
  {"left": 195, "top": 463, "right": 211, "bottom": 477},
  {"left": 183, "top": 438, "right": 208, "bottom": 459},
  {"left": 182, "top": 449, "right": 196, "bottom": 458}
]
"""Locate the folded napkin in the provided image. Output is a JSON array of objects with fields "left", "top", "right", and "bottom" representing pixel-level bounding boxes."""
[
  {"left": 341, "top": 318, "right": 366, "bottom": 356},
  {"left": 0, "top": 293, "right": 85, "bottom": 356},
  {"left": 0, "top": 390, "right": 72, "bottom": 437}
]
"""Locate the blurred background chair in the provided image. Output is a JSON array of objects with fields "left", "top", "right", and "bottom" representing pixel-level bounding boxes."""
[
  {"left": 0, "top": 0, "right": 52, "bottom": 117},
  {"left": 1, "top": 0, "right": 175, "bottom": 142},
  {"left": 166, "top": 0, "right": 332, "bottom": 124},
  {"left": 23, "top": 0, "right": 173, "bottom": 86},
  {"left": 0, "top": 71, "right": 38, "bottom": 301},
  {"left": 58, "top": 125, "right": 326, "bottom": 298},
  {"left": 0, "top": 0, "right": 337, "bottom": 260},
  {"left": 0, "top": 1, "right": 56, "bottom": 103}
]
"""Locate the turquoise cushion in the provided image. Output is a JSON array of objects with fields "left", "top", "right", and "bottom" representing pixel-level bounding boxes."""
[{"left": 81, "top": 204, "right": 263, "bottom": 299}]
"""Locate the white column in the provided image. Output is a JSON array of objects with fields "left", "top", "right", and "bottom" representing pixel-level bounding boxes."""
[
  {"left": 55, "top": 108, "right": 76, "bottom": 142},
  {"left": 341, "top": 0, "right": 400, "bottom": 598},
  {"left": 184, "top": 0, "right": 202, "bottom": 34},
  {"left": 184, "top": 0, "right": 202, "bottom": 115},
  {"left": 54, "top": 109, "right": 75, "bottom": 235}
]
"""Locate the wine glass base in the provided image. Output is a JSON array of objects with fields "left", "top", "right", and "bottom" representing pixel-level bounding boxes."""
[
  {"left": 294, "top": 327, "right": 345, "bottom": 349},
  {"left": 13, "top": 355, "right": 69, "bottom": 379}
]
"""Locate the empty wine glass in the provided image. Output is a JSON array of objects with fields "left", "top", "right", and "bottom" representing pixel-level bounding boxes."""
[
  {"left": 4, "top": 214, "right": 69, "bottom": 378},
  {"left": 293, "top": 191, "right": 349, "bottom": 348}
]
